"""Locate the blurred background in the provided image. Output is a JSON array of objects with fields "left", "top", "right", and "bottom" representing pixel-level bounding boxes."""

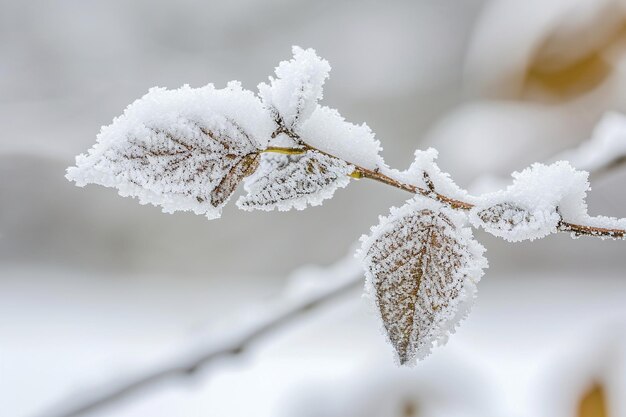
[{"left": 1, "top": 0, "right": 626, "bottom": 416}]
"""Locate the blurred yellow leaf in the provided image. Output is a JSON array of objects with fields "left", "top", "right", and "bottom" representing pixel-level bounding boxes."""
[{"left": 578, "top": 384, "right": 608, "bottom": 417}]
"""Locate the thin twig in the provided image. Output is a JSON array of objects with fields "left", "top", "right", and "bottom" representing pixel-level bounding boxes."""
[
  {"left": 36, "top": 262, "right": 362, "bottom": 417},
  {"left": 263, "top": 136, "right": 625, "bottom": 239}
]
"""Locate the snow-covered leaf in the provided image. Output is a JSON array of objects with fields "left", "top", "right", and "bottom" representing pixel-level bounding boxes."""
[
  {"left": 471, "top": 201, "right": 559, "bottom": 242},
  {"left": 237, "top": 151, "right": 353, "bottom": 211},
  {"left": 259, "top": 46, "right": 330, "bottom": 131},
  {"left": 66, "top": 83, "right": 273, "bottom": 219},
  {"left": 211, "top": 153, "right": 260, "bottom": 207},
  {"left": 358, "top": 197, "right": 488, "bottom": 364},
  {"left": 470, "top": 161, "right": 589, "bottom": 241}
]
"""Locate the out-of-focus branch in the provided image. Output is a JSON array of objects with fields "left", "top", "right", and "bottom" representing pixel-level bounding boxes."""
[
  {"left": 36, "top": 257, "right": 363, "bottom": 417},
  {"left": 553, "top": 113, "right": 626, "bottom": 181},
  {"left": 591, "top": 155, "right": 626, "bottom": 180}
]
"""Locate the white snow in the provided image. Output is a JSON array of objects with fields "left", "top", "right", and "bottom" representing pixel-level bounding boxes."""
[
  {"left": 385, "top": 147, "right": 474, "bottom": 203},
  {"left": 471, "top": 160, "right": 626, "bottom": 241},
  {"left": 470, "top": 162, "right": 584, "bottom": 241},
  {"left": 258, "top": 46, "right": 330, "bottom": 130},
  {"left": 298, "top": 105, "right": 385, "bottom": 171},
  {"left": 358, "top": 196, "right": 488, "bottom": 364},
  {"left": 237, "top": 151, "right": 353, "bottom": 212}
]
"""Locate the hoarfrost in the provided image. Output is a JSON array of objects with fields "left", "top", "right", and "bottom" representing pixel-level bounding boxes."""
[
  {"left": 237, "top": 151, "right": 353, "bottom": 212},
  {"left": 298, "top": 105, "right": 385, "bottom": 171},
  {"left": 259, "top": 46, "right": 330, "bottom": 130},
  {"left": 358, "top": 196, "right": 488, "bottom": 364},
  {"left": 470, "top": 161, "right": 590, "bottom": 241},
  {"left": 66, "top": 82, "right": 273, "bottom": 219},
  {"left": 386, "top": 148, "right": 473, "bottom": 202}
]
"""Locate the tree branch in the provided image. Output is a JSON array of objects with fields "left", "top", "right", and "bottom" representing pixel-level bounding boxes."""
[
  {"left": 42, "top": 121, "right": 625, "bottom": 417},
  {"left": 263, "top": 138, "right": 625, "bottom": 239},
  {"left": 35, "top": 258, "right": 363, "bottom": 417}
]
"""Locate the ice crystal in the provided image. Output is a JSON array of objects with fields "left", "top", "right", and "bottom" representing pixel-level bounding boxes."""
[
  {"left": 358, "top": 196, "right": 488, "bottom": 364},
  {"left": 66, "top": 82, "right": 273, "bottom": 219},
  {"left": 388, "top": 148, "right": 472, "bottom": 203},
  {"left": 237, "top": 151, "right": 353, "bottom": 211}
]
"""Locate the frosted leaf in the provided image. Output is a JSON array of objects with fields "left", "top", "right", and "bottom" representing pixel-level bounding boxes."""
[
  {"left": 474, "top": 202, "right": 558, "bottom": 241},
  {"left": 237, "top": 151, "right": 353, "bottom": 211},
  {"left": 66, "top": 83, "right": 273, "bottom": 219},
  {"left": 358, "top": 196, "right": 488, "bottom": 364},
  {"left": 470, "top": 161, "right": 589, "bottom": 241},
  {"left": 298, "top": 105, "right": 385, "bottom": 170},
  {"left": 211, "top": 153, "right": 260, "bottom": 207},
  {"left": 259, "top": 46, "right": 330, "bottom": 130}
]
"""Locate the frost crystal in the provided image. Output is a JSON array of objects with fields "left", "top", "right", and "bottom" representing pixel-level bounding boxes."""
[
  {"left": 259, "top": 46, "right": 330, "bottom": 130},
  {"left": 470, "top": 161, "right": 589, "bottom": 241},
  {"left": 298, "top": 106, "right": 385, "bottom": 170},
  {"left": 237, "top": 151, "right": 353, "bottom": 211},
  {"left": 66, "top": 82, "right": 273, "bottom": 219},
  {"left": 358, "top": 196, "right": 488, "bottom": 364},
  {"left": 387, "top": 148, "right": 472, "bottom": 202}
]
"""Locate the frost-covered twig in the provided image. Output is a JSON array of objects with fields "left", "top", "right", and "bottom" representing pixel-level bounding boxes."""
[
  {"left": 263, "top": 143, "right": 625, "bottom": 240},
  {"left": 36, "top": 257, "right": 362, "bottom": 417},
  {"left": 65, "top": 46, "right": 625, "bottom": 365}
]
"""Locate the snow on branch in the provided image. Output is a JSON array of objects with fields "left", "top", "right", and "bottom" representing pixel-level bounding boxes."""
[
  {"left": 259, "top": 46, "right": 330, "bottom": 132},
  {"left": 67, "top": 46, "right": 625, "bottom": 368},
  {"left": 37, "top": 255, "right": 363, "bottom": 417}
]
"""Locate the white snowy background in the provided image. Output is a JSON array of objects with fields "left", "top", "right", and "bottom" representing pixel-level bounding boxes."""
[{"left": 1, "top": 0, "right": 626, "bottom": 416}]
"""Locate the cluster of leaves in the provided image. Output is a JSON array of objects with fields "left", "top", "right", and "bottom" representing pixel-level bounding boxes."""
[{"left": 67, "top": 47, "right": 625, "bottom": 365}]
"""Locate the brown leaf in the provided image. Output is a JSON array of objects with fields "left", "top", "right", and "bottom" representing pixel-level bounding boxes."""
[
  {"left": 100, "top": 117, "right": 260, "bottom": 217},
  {"left": 476, "top": 202, "right": 533, "bottom": 232},
  {"left": 237, "top": 151, "right": 352, "bottom": 211},
  {"left": 211, "top": 152, "right": 260, "bottom": 207},
  {"left": 360, "top": 198, "right": 487, "bottom": 364}
]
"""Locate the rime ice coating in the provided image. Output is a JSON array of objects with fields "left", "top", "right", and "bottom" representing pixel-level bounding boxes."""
[
  {"left": 261, "top": 47, "right": 385, "bottom": 172},
  {"left": 468, "top": 161, "right": 626, "bottom": 242},
  {"left": 298, "top": 106, "right": 385, "bottom": 171},
  {"left": 237, "top": 151, "right": 353, "bottom": 211},
  {"left": 66, "top": 82, "right": 274, "bottom": 219},
  {"left": 469, "top": 162, "right": 586, "bottom": 241},
  {"left": 386, "top": 148, "right": 473, "bottom": 203},
  {"left": 358, "top": 196, "right": 488, "bottom": 364},
  {"left": 258, "top": 46, "right": 331, "bottom": 130}
]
